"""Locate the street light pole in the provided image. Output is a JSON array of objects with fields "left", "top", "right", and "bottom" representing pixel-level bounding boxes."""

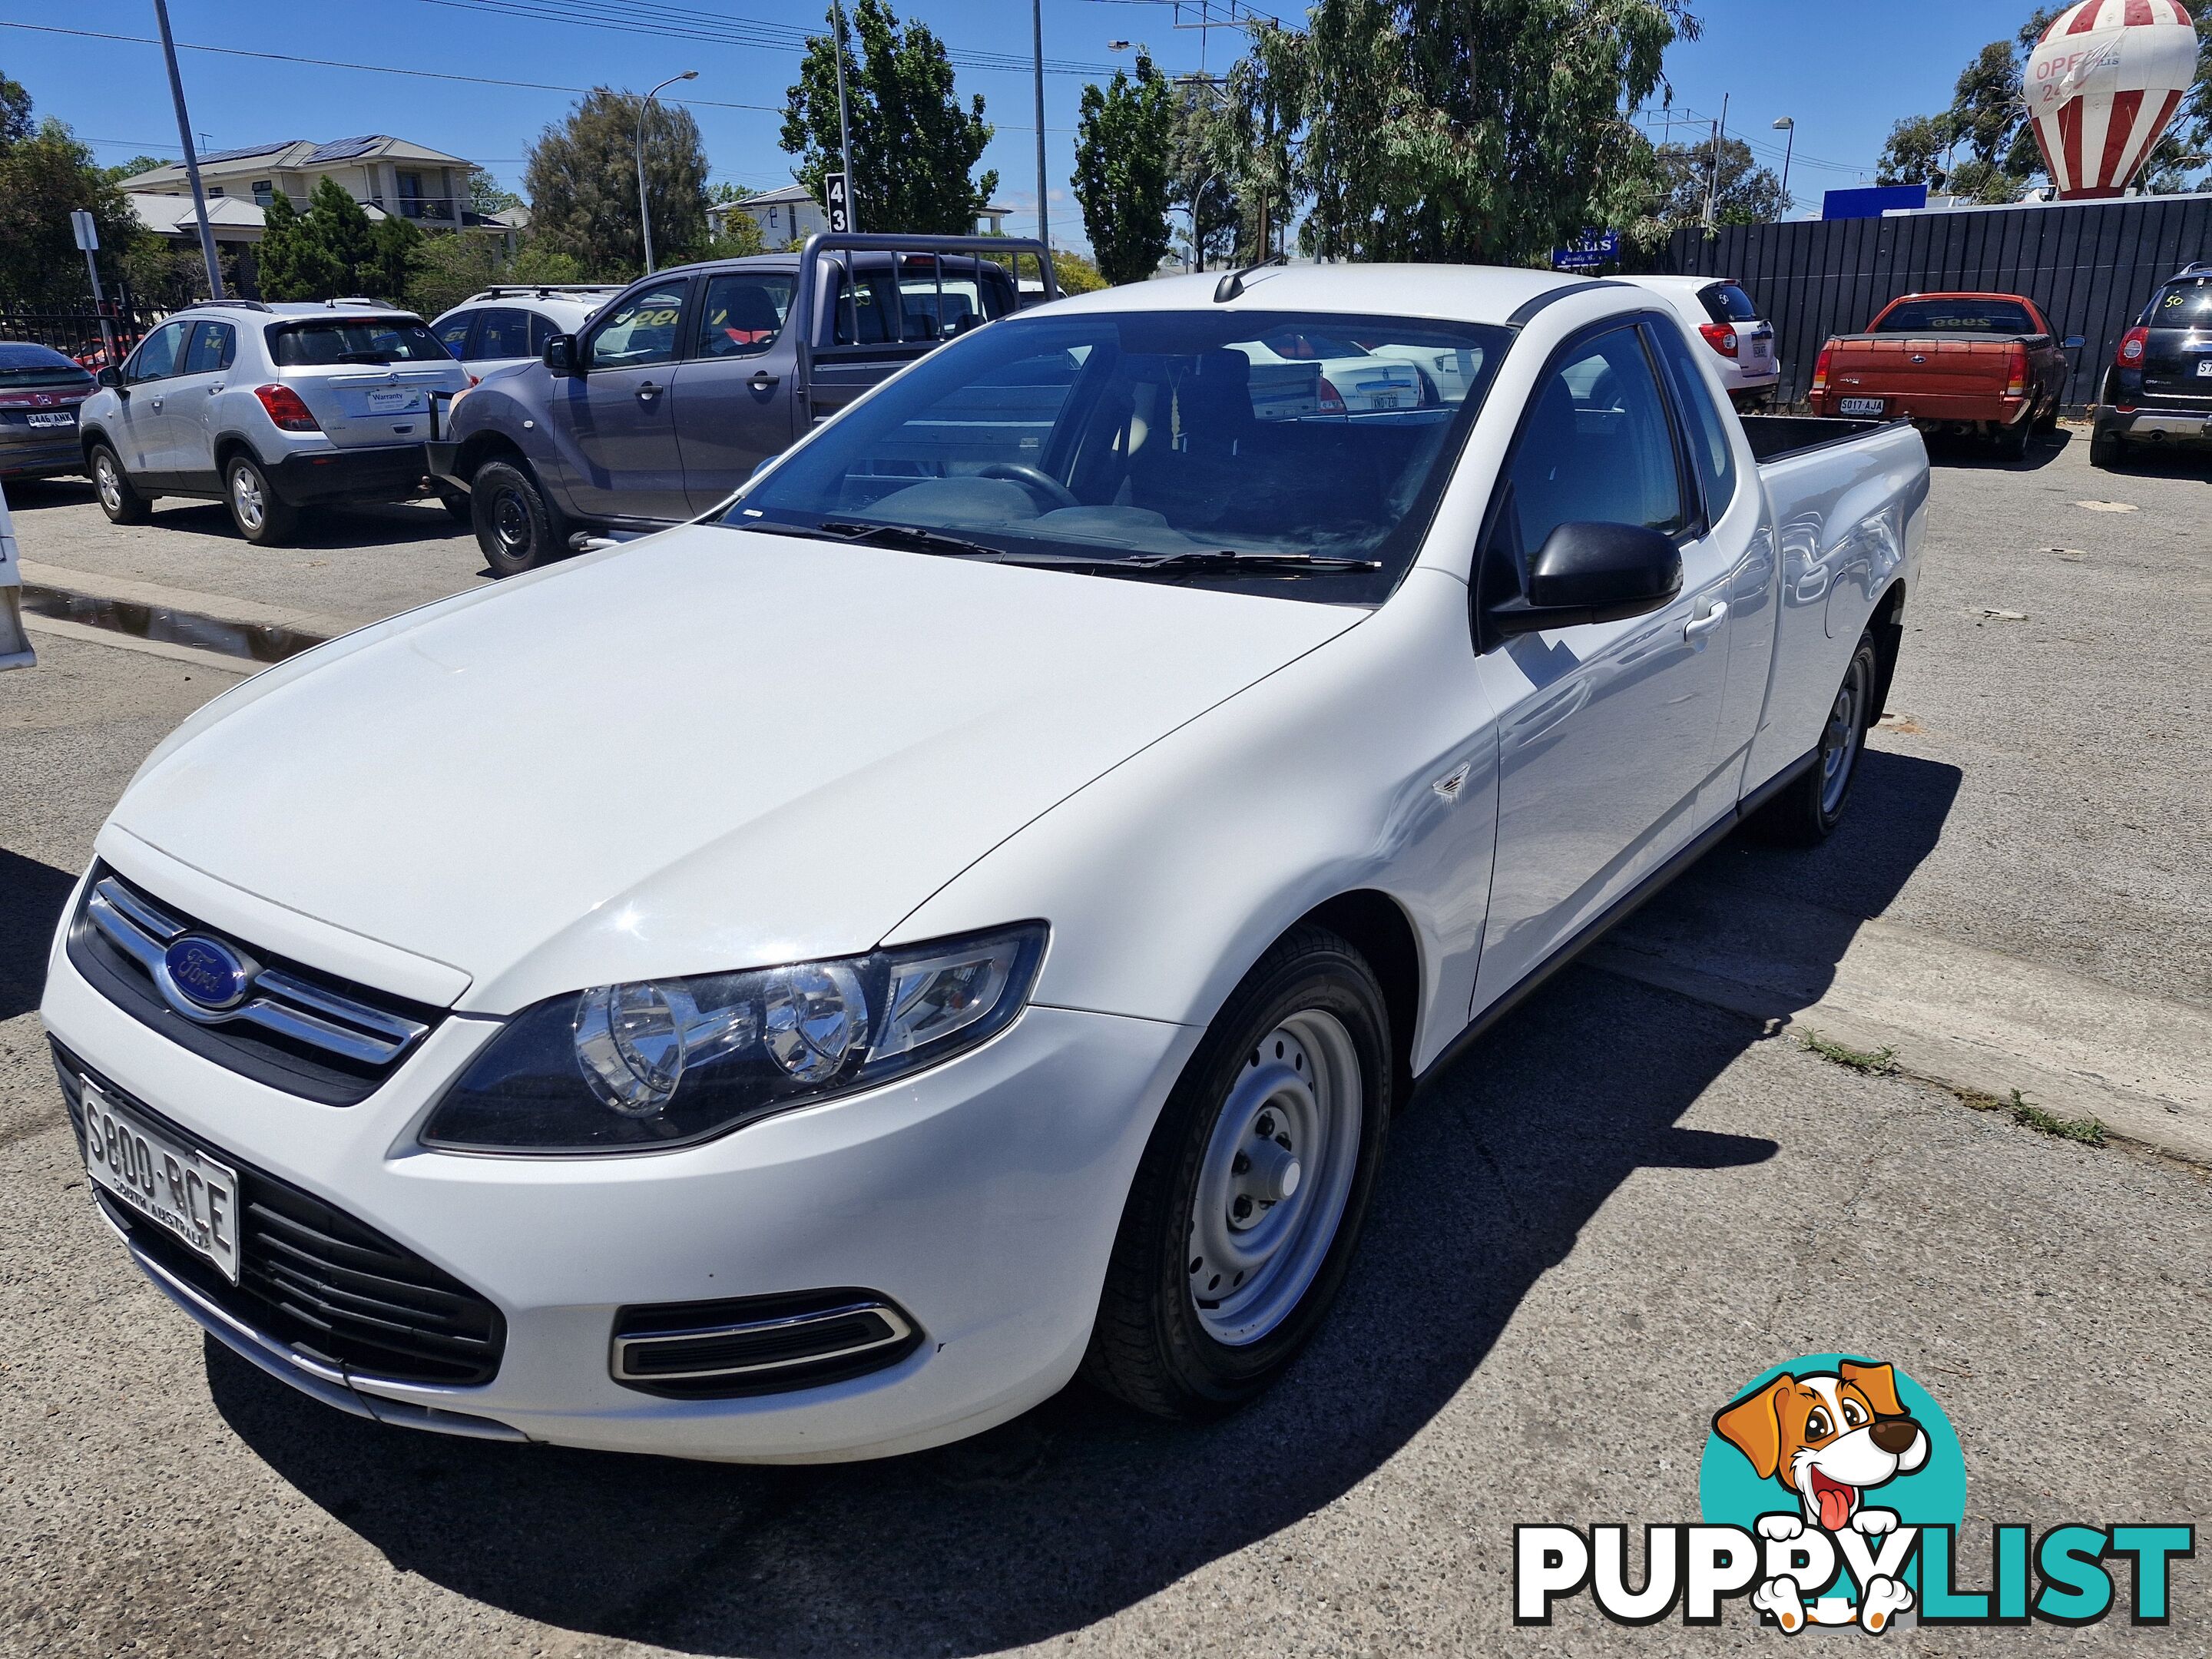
[
  {"left": 151, "top": 0, "right": 224, "bottom": 300},
  {"left": 1773, "top": 116, "right": 1796, "bottom": 219},
  {"left": 636, "top": 69, "right": 697, "bottom": 275},
  {"left": 830, "top": 0, "right": 858, "bottom": 233},
  {"left": 1032, "top": 0, "right": 1049, "bottom": 257}
]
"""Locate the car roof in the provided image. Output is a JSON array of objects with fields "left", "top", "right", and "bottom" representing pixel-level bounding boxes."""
[{"left": 1034, "top": 263, "right": 1584, "bottom": 328}]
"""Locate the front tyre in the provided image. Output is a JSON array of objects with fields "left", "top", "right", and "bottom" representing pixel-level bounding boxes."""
[
  {"left": 224, "top": 453, "right": 297, "bottom": 545},
  {"left": 1748, "top": 631, "right": 1879, "bottom": 847},
  {"left": 470, "top": 459, "right": 569, "bottom": 578},
  {"left": 1084, "top": 926, "right": 1391, "bottom": 1419}
]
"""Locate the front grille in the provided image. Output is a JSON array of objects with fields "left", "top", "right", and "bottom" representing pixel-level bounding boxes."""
[
  {"left": 55, "top": 1043, "right": 505, "bottom": 1387},
  {"left": 612, "top": 1289, "right": 921, "bottom": 1399},
  {"left": 66, "top": 862, "right": 442, "bottom": 1105}
]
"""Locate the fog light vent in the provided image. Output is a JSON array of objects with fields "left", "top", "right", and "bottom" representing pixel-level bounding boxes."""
[{"left": 611, "top": 1288, "right": 920, "bottom": 1398}]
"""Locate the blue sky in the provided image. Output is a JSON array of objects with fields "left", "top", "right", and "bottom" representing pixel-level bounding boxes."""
[{"left": 0, "top": 0, "right": 2053, "bottom": 247}]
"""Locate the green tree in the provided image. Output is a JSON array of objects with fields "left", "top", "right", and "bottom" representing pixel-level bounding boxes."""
[
  {"left": 104, "top": 154, "right": 171, "bottom": 184},
  {"left": 1049, "top": 248, "right": 1108, "bottom": 293},
  {"left": 255, "top": 190, "right": 345, "bottom": 300},
  {"left": 1876, "top": 112, "right": 1955, "bottom": 187},
  {"left": 526, "top": 88, "right": 710, "bottom": 275},
  {"left": 0, "top": 80, "right": 144, "bottom": 309},
  {"left": 1072, "top": 49, "right": 1176, "bottom": 284},
  {"left": 782, "top": 0, "right": 996, "bottom": 234},
  {"left": 466, "top": 165, "right": 524, "bottom": 218},
  {"left": 702, "top": 182, "right": 770, "bottom": 257},
  {"left": 1169, "top": 92, "right": 1240, "bottom": 271},
  {"left": 1654, "top": 134, "right": 1787, "bottom": 227},
  {"left": 306, "top": 176, "right": 376, "bottom": 293},
  {"left": 367, "top": 214, "right": 422, "bottom": 303},
  {"left": 1215, "top": 0, "right": 1695, "bottom": 268}
]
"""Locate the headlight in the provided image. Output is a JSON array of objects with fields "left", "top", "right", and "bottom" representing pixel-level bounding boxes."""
[{"left": 420, "top": 923, "right": 1047, "bottom": 1154}]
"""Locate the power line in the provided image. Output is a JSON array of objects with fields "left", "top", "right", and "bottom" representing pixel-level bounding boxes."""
[{"left": 0, "top": 22, "right": 1077, "bottom": 132}]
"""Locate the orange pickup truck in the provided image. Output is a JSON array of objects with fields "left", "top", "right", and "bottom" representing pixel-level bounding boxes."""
[{"left": 1809, "top": 293, "right": 2074, "bottom": 459}]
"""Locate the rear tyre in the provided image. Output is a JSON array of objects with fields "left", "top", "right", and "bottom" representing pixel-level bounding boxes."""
[
  {"left": 1083, "top": 926, "right": 1391, "bottom": 1420},
  {"left": 2088, "top": 424, "right": 2124, "bottom": 469},
  {"left": 224, "top": 453, "right": 297, "bottom": 545},
  {"left": 1995, "top": 411, "right": 2032, "bottom": 461},
  {"left": 89, "top": 443, "right": 151, "bottom": 525},
  {"left": 2033, "top": 392, "right": 2060, "bottom": 433},
  {"left": 470, "top": 459, "right": 569, "bottom": 578},
  {"left": 1748, "top": 631, "right": 1879, "bottom": 848},
  {"left": 436, "top": 488, "right": 472, "bottom": 525}
]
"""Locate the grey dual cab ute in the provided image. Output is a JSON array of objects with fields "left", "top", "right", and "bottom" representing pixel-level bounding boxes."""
[
  {"left": 78, "top": 300, "right": 471, "bottom": 545},
  {"left": 429, "top": 234, "right": 1055, "bottom": 576}
]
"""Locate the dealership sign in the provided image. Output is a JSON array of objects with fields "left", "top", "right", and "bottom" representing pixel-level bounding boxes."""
[{"left": 1553, "top": 230, "right": 1620, "bottom": 271}]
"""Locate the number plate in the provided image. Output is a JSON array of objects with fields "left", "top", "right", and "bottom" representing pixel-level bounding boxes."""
[
  {"left": 367, "top": 387, "right": 422, "bottom": 413},
  {"left": 1369, "top": 392, "right": 1401, "bottom": 410},
  {"left": 2196, "top": 359, "right": 2212, "bottom": 379},
  {"left": 1837, "top": 396, "right": 1886, "bottom": 416},
  {"left": 80, "top": 1081, "right": 241, "bottom": 1283},
  {"left": 26, "top": 411, "right": 75, "bottom": 429}
]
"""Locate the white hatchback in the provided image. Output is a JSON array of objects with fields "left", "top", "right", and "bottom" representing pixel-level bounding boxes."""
[
  {"left": 1623, "top": 276, "right": 1781, "bottom": 406},
  {"left": 429, "top": 285, "right": 625, "bottom": 376}
]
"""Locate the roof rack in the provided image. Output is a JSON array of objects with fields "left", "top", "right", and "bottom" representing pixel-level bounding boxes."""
[
  {"left": 175, "top": 298, "right": 272, "bottom": 313},
  {"left": 466, "top": 284, "right": 626, "bottom": 300}
]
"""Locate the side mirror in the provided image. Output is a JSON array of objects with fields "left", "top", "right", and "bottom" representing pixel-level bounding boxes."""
[
  {"left": 543, "top": 333, "right": 579, "bottom": 376},
  {"left": 96, "top": 366, "right": 124, "bottom": 389},
  {"left": 1487, "top": 521, "right": 1683, "bottom": 636},
  {"left": 2061, "top": 335, "right": 2085, "bottom": 350}
]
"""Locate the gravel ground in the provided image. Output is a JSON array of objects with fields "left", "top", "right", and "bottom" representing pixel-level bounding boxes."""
[{"left": 0, "top": 428, "right": 2205, "bottom": 1657}]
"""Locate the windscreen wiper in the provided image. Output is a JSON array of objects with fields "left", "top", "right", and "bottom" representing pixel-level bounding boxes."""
[
  {"left": 998, "top": 548, "right": 1383, "bottom": 578},
  {"left": 810, "top": 519, "right": 1004, "bottom": 559}
]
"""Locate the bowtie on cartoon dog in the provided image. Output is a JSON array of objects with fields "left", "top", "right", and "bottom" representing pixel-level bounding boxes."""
[{"left": 1714, "top": 1359, "right": 1930, "bottom": 1536}]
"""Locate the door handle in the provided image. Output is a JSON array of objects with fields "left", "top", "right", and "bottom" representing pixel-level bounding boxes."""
[
  {"left": 635, "top": 381, "right": 663, "bottom": 402},
  {"left": 748, "top": 371, "right": 780, "bottom": 392},
  {"left": 1684, "top": 601, "right": 1729, "bottom": 641},
  {"left": 207, "top": 382, "right": 224, "bottom": 392},
  {"left": 149, "top": 396, "right": 163, "bottom": 410}
]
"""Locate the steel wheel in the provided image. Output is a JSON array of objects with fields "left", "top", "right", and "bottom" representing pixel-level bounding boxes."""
[
  {"left": 490, "top": 485, "right": 531, "bottom": 557},
  {"left": 1187, "top": 1009, "right": 1363, "bottom": 1347},
  {"left": 1819, "top": 651, "right": 1869, "bottom": 817}
]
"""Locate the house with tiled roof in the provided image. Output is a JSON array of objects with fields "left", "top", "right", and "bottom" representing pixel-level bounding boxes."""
[{"left": 119, "top": 135, "right": 484, "bottom": 225}]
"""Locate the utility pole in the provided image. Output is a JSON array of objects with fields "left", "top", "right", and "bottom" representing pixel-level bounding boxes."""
[
  {"left": 1703, "top": 92, "right": 1730, "bottom": 228},
  {"left": 831, "top": 0, "right": 858, "bottom": 232},
  {"left": 636, "top": 69, "right": 697, "bottom": 274},
  {"left": 1032, "top": 0, "right": 1049, "bottom": 259},
  {"left": 151, "top": 0, "right": 224, "bottom": 300}
]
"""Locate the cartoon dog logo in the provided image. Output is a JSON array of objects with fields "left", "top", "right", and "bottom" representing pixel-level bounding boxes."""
[{"left": 1714, "top": 1359, "right": 1931, "bottom": 1631}]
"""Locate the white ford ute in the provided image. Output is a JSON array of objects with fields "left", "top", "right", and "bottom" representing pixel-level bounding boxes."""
[{"left": 43, "top": 264, "right": 1927, "bottom": 1462}]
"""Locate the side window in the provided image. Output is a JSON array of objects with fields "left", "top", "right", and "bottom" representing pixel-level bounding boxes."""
[
  {"left": 528, "top": 312, "right": 558, "bottom": 356},
  {"left": 1507, "top": 325, "right": 1687, "bottom": 561},
  {"left": 588, "top": 282, "right": 688, "bottom": 369},
  {"left": 474, "top": 307, "right": 534, "bottom": 359},
  {"left": 435, "top": 313, "right": 478, "bottom": 359},
  {"left": 181, "top": 322, "right": 234, "bottom": 376},
  {"left": 127, "top": 321, "right": 187, "bottom": 384},
  {"left": 696, "top": 272, "right": 794, "bottom": 359},
  {"left": 1647, "top": 318, "right": 1737, "bottom": 523}
]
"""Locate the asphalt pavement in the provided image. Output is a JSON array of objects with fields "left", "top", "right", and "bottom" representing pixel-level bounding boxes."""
[{"left": 0, "top": 429, "right": 2204, "bottom": 1657}]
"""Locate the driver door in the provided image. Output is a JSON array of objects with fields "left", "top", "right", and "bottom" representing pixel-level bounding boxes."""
[
  {"left": 1469, "top": 319, "right": 1737, "bottom": 1010},
  {"left": 674, "top": 270, "right": 798, "bottom": 512},
  {"left": 114, "top": 320, "right": 188, "bottom": 478},
  {"left": 555, "top": 277, "right": 692, "bottom": 521}
]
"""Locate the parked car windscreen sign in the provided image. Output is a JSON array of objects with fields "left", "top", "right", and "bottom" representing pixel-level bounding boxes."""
[{"left": 1873, "top": 300, "right": 2036, "bottom": 334}]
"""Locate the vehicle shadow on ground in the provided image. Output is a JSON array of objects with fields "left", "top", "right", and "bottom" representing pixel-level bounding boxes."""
[
  {"left": 204, "top": 752, "right": 1961, "bottom": 1656},
  {"left": 2087, "top": 443, "right": 2211, "bottom": 483},
  {"left": 1, "top": 478, "right": 471, "bottom": 552},
  {"left": 1922, "top": 429, "right": 2070, "bottom": 472},
  {"left": 0, "top": 847, "right": 77, "bottom": 1021}
]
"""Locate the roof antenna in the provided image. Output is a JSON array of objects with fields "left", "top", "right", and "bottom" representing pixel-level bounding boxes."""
[{"left": 1214, "top": 251, "right": 1286, "bottom": 303}]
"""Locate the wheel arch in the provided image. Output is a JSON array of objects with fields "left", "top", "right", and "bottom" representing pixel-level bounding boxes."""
[
  {"left": 1293, "top": 889, "right": 1420, "bottom": 1111},
  {"left": 453, "top": 429, "right": 528, "bottom": 482},
  {"left": 1869, "top": 578, "right": 1906, "bottom": 716}
]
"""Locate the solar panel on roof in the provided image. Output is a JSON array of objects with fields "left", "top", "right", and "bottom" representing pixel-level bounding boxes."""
[
  {"left": 192, "top": 141, "right": 298, "bottom": 164},
  {"left": 300, "top": 136, "right": 385, "bottom": 164}
]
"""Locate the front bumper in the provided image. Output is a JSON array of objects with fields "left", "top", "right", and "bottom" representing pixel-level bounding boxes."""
[
  {"left": 41, "top": 904, "right": 1194, "bottom": 1462},
  {"left": 265, "top": 442, "right": 433, "bottom": 508},
  {"left": 2094, "top": 404, "right": 2212, "bottom": 445}
]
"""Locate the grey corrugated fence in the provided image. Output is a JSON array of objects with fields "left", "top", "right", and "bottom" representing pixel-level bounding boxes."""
[{"left": 1665, "top": 194, "right": 2212, "bottom": 410}]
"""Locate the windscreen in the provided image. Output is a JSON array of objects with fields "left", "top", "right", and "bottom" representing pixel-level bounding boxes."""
[
  {"left": 2147, "top": 280, "right": 2212, "bottom": 326},
  {"left": 724, "top": 310, "right": 1511, "bottom": 601},
  {"left": 0, "top": 343, "right": 93, "bottom": 388},
  {"left": 1873, "top": 298, "right": 2036, "bottom": 335},
  {"left": 269, "top": 319, "right": 448, "bottom": 366}
]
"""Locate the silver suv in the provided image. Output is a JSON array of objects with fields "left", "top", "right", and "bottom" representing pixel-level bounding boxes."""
[
  {"left": 79, "top": 299, "right": 472, "bottom": 545},
  {"left": 430, "top": 284, "right": 624, "bottom": 376}
]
